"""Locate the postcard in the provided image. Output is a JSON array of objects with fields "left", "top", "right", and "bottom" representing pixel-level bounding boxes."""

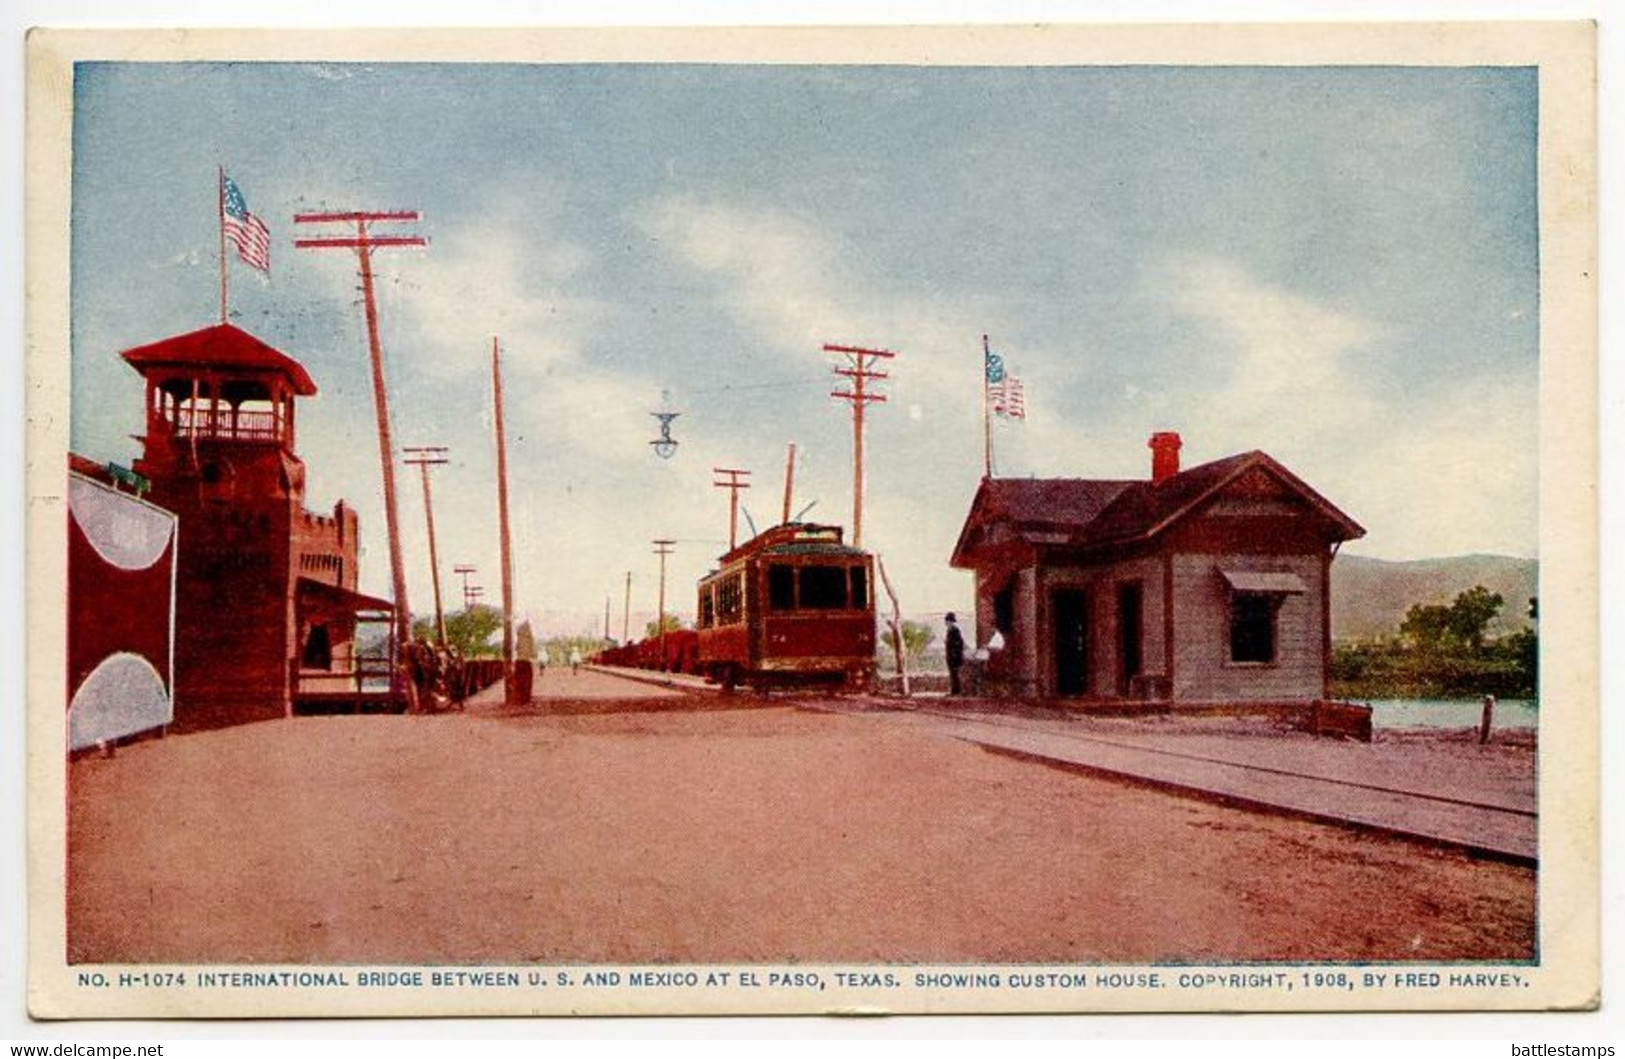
[{"left": 25, "top": 22, "right": 1597, "bottom": 1017}]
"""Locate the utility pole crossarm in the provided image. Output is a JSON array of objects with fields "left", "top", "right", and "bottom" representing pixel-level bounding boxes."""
[
  {"left": 292, "top": 237, "right": 427, "bottom": 250},
  {"left": 293, "top": 210, "right": 422, "bottom": 224},
  {"left": 822, "top": 343, "right": 897, "bottom": 358}
]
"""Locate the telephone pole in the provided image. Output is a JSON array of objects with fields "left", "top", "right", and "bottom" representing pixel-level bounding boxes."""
[
  {"left": 712, "top": 467, "right": 752, "bottom": 551},
  {"left": 454, "top": 565, "right": 478, "bottom": 611},
  {"left": 403, "top": 446, "right": 449, "bottom": 646},
  {"left": 294, "top": 209, "right": 426, "bottom": 710},
  {"left": 622, "top": 570, "right": 632, "bottom": 644},
  {"left": 492, "top": 337, "right": 519, "bottom": 704},
  {"left": 823, "top": 343, "right": 896, "bottom": 548},
  {"left": 652, "top": 540, "right": 675, "bottom": 669}
]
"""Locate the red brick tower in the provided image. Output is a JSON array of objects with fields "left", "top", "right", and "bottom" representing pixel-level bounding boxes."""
[{"left": 123, "top": 323, "right": 373, "bottom": 729}]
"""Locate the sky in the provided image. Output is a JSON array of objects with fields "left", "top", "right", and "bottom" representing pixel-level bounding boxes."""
[{"left": 67, "top": 60, "right": 1540, "bottom": 635}]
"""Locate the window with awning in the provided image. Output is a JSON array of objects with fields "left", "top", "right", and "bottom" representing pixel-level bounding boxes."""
[
  {"left": 1219, "top": 569, "right": 1307, "bottom": 595},
  {"left": 1220, "top": 568, "right": 1304, "bottom": 664}
]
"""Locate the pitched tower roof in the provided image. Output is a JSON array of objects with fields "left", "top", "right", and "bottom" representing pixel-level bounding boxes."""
[{"left": 121, "top": 323, "right": 318, "bottom": 396}]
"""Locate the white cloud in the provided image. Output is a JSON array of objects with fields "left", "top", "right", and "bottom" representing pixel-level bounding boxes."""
[
  {"left": 636, "top": 196, "right": 990, "bottom": 418},
  {"left": 1137, "top": 252, "right": 1536, "bottom": 560}
]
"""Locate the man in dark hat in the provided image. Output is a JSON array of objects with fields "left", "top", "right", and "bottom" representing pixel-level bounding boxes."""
[{"left": 944, "top": 612, "right": 965, "bottom": 695}]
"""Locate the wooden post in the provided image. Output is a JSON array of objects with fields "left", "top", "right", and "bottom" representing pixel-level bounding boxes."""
[
  {"left": 1479, "top": 694, "right": 1496, "bottom": 744},
  {"left": 824, "top": 343, "right": 895, "bottom": 549},
  {"left": 404, "top": 447, "right": 449, "bottom": 647},
  {"left": 712, "top": 468, "right": 751, "bottom": 551},
  {"left": 876, "top": 554, "right": 909, "bottom": 697},
  {"left": 652, "top": 540, "right": 675, "bottom": 671},
  {"left": 622, "top": 570, "right": 632, "bottom": 644},
  {"left": 781, "top": 442, "right": 796, "bottom": 524},
  {"left": 492, "top": 337, "right": 519, "bottom": 704},
  {"left": 293, "top": 209, "right": 426, "bottom": 713}
]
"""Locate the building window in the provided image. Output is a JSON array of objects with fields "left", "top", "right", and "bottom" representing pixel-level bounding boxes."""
[
  {"left": 1229, "top": 593, "right": 1277, "bottom": 664},
  {"left": 848, "top": 565, "right": 868, "bottom": 610}
]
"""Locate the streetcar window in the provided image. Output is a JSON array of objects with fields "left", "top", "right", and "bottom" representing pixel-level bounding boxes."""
[
  {"left": 849, "top": 565, "right": 868, "bottom": 610},
  {"left": 698, "top": 585, "right": 716, "bottom": 629},
  {"left": 768, "top": 565, "right": 795, "bottom": 611},
  {"left": 718, "top": 574, "right": 744, "bottom": 623},
  {"left": 798, "top": 565, "right": 848, "bottom": 609}
]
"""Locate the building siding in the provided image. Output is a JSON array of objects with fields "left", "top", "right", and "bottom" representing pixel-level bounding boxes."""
[{"left": 1168, "top": 551, "right": 1325, "bottom": 702}]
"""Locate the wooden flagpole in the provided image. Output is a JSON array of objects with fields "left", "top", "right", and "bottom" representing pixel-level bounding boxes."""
[
  {"left": 217, "top": 167, "right": 228, "bottom": 324},
  {"left": 982, "top": 334, "right": 993, "bottom": 479}
]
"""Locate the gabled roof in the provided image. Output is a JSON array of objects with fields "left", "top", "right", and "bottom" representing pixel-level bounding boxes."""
[
  {"left": 121, "top": 324, "right": 318, "bottom": 396},
  {"left": 950, "top": 450, "right": 1364, "bottom": 568}
]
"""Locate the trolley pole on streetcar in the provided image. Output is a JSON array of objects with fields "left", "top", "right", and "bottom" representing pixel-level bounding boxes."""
[
  {"left": 712, "top": 468, "right": 752, "bottom": 551},
  {"left": 652, "top": 540, "right": 675, "bottom": 670},
  {"left": 823, "top": 343, "right": 895, "bottom": 548},
  {"left": 294, "top": 209, "right": 426, "bottom": 712},
  {"left": 404, "top": 446, "right": 450, "bottom": 647}
]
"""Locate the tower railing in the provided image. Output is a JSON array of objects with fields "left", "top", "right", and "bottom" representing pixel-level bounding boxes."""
[{"left": 173, "top": 407, "right": 283, "bottom": 442}]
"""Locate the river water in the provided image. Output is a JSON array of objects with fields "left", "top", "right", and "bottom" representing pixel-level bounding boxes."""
[{"left": 1363, "top": 697, "right": 1537, "bottom": 730}]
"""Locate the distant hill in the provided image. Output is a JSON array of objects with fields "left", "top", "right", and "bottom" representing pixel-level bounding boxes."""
[{"left": 1331, "top": 553, "right": 1537, "bottom": 643}]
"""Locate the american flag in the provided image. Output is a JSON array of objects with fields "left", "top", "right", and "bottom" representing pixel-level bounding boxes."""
[
  {"left": 984, "top": 348, "right": 1006, "bottom": 384},
  {"left": 222, "top": 175, "right": 271, "bottom": 273},
  {"left": 991, "top": 375, "right": 1026, "bottom": 420}
]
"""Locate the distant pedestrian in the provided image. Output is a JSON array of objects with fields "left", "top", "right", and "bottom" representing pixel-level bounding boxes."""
[
  {"left": 944, "top": 612, "right": 965, "bottom": 695},
  {"left": 569, "top": 646, "right": 582, "bottom": 675}
]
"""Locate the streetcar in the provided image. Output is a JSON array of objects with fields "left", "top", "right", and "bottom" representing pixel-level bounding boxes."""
[{"left": 694, "top": 521, "right": 876, "bottom": 691}]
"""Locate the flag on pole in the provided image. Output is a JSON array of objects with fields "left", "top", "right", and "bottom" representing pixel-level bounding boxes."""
[
  {"left": 984, "top": 348, "right": 1006, "bottom": 384},
  {"left": 992, "top": 375, "right": 1026, "bottom": 420},
  {"left": 221, "top": 175, "right": 271, "bottom": 273}
]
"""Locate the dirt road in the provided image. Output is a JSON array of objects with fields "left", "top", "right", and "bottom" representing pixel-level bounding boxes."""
[{"left": 67, "top": 680, "right": 1534, "bottom": 965}]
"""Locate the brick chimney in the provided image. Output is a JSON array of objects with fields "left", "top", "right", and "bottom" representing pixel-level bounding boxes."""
[{"left": 1149, "top": 431, "right": 1182, "bottom": 483}]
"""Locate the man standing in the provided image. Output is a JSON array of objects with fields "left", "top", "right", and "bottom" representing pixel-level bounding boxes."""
[{"left": 944, "top": 612, "right": 965, "bottom": 695}]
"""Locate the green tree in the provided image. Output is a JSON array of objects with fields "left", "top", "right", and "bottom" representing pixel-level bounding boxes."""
[
  {"left": 1400, "top": 585, "right": 1504, "bottom": 653},
  {"left": 883, "top": 619, "right": 937, "bottom": 665},
  {"left": 1398, "top": 602, "right": 1454, "bottom": 652},
  {"left": 543, "top": 634, "right": 611, "bottom": 666},
  {"left": 414, "top": 604, "right": 504, "bottom": 658},
  {"left": 644, "top": 614, "right": 686, "bottom": 638},
  {"left": 1447, "top": 585, "right": 1504, "bottom": 651}
]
